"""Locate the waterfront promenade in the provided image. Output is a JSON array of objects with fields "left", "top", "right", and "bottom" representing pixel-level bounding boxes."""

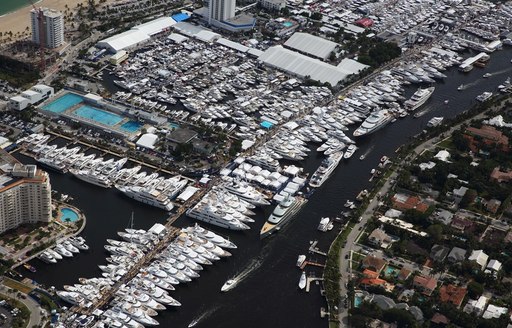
[{"left": 335, "top": 96, "right": 509, "bottom": 327}]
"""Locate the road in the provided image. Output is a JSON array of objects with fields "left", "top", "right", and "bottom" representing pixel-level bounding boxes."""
[{"left": 0, "top": 285, "right": 43, "bottom": 328}]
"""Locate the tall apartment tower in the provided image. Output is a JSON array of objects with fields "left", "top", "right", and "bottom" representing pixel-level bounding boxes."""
[
  {"left": 0, "top": 156, "right": 52, "bottom": 234},
  {"left": 207, "top": 0, "right": 236, "bottom": 23},
  {"left": 31, "top": 7, "right": 64, "bottom": 49}
]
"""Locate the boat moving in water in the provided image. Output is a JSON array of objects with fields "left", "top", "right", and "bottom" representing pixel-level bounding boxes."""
[{"left": 260, "top": 196, "right": 307, "bottom": 238}]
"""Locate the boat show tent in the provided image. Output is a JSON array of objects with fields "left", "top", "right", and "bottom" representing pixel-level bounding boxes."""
[
  {"left": 258, "top": 46, "right": 349, "bottom": 86},
  {"left": 136, "top": 133, "right": 158, "bottom": 149},
  {"left": 168, "top": 33, "right": 189, "bottom": 43},
  {"left": 284, "top": 32, "right": 338, "bottom": 60},
  {"left": 337, "top": 58, "right": 369, "bottom": 75},
  {"left": 216, "top": 38, "right": 249, "bottom": 53},
  {"left": 173, "top": 22, "right": 220, "bottom": 42},
  {"left": 177, "top": 186, "right": 199, "bottom": 202},
  {"left": 97, "top": 17, "right": 177, "bottom": 52}
]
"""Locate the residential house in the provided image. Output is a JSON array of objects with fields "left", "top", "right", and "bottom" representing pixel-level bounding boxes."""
[
  {"left": 368, "top": 228, "right": 394, "bottom": 249},
  {"left": 486, "top": 259, "right": 502, "bottom": 273},
  {"left": 468, "top": 250, "right": 489, "bottom": 270},
  {"left": 452, "top": 186, "right": 468, "bottom": 204},
  {"left": 490, "top": 167, "right": 512, "bottom": 183},
  {"left": 430, "top": 244, "right": 450, "bottom": 262},
  {"left": 362, "top": 255, "right": 387, "bottom": 274},
  {"left": 431, "top": 209, "right": 453, "bottom": 225},
  {"left": 450, "top": 215, "right": 474, "bottom": 233},
  {"left": 413, "top": 275, "right": 438, "bottom": 296},
  {"left": 397, "top": 268, "right": 412, "bottom": 281},
  {"left": 485, "top": 199, "right": 501, "bottom": 214},
  {"left": 447, "top": 247, "right": 467, "bottom": 263},
  {"left": 464, "top": 295, "right": 489, "bottom": 316},
  {"left": 368, "top": 319, "right": 397, "bottom": 328},
  {"left": 391, "top": 193, "right": 430, "bottom": 213},
  {"left": 360, "top": 278, "right": 395, "bottom": 292},
  {"left": 464, "top": 125, "right": 510, "bottom": 153},
  {"left": 434, "top": 150, "right": 451, "bottom": 162},
  {"left": 482, "top": 304, "right": 508, "bottom": 319},
  {"left": 431, "top": 313, "right": 450, "bottom": 327},
  {"left": 439, "top": 284, "right": 467, "bottom": 308}
]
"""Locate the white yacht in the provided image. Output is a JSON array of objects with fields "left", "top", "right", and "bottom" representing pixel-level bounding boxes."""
[
  {"left": 309, "top": 152, "right": 343, "bottom": 188},
  {"left": 36, "top": 157, "right": 68, "bottom": 173},
  {"left": 427, "top": 117, "right": 444, "bottom": 127},
  {"left": 117, "top": 185, "right": 174, "bottom": 211},
  {"left": 57, "top": 291, "right": 84, "bottom": 305},
  {"left": 183, "top": 224, "right": 237, "bottom": 249},
  {"left": 404, "top": 87, "right": 435, "bottom": 111},
  {"left": 298, "top": 271, "right": 306, "bottom": 289},
  {"left": 343, "top": 144, "right": 358, "bottom": 159},
  {"left": 260, "top": 196, "right": 307, "bottom": 238},
  {"left": 186, "top": 203, "right": 250, "bottom": 230},
  {"left": 353, "top": 110, "right": 394, "bottom": 137},
  {"left": 69, "top": 169, "right": 112, "bottom": 188},
  {"left": 38, "top": 250, "right": 57, "bottom": 264},
  {"left": 476, "top": 91, "right": 493, "bottom": 102},
  {"left": 222, "top": 180, "right": 270, "bottom": 206},
  {"left": 221, "top": 278, "right": 238, "bottom": 292}
]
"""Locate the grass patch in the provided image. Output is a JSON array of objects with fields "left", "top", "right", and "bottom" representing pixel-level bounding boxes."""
[
  {"left": 352, "top": 252, "right": 364, "bottom": 264},
  {"left": 3, "top": 277, "right": 33, "bottom": 294},
  {"left": 437, "top": 137, "right": 454, "bottom": 149}
]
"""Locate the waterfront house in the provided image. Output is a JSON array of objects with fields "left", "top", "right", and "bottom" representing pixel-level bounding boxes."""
[
  {"left": 391, "top": 193, "right": 429, "bottom": 213},
  {"left": 368, "top": 228, "right": 394, "bottom": 249},
  {"left": 439, "top": 284, "right": 467, "bottom": 308},
  {"left": 412, "top": 275, "right": 438, "bottom": 296},
  {"left": 447, "top": 247, "right": 467, "bottom": 263},
  {"left": 464, "top": 125, "right": 509, "bottom": 153},
  {"left": 362, "top": 255, "right": 387, "bottom": 274}
]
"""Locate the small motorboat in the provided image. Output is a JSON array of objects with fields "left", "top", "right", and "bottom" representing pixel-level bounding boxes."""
[
  {"left": 296, "top": 255, "right": 306, "bottom": 267},
  {"left": 221, "top": 278, "right": 238, "bottom": 292},
  {"left": 298, "top": 272, "right": 306, "bottom": 290},
  {"left": 483, "top": 73, "right": 492, "bottom": 78},
  {"left": 444, "top": 99, "right": 449, "bottom": 104},
  {"left": 457, "top": 84, "right": 464, "bottom": 91}
]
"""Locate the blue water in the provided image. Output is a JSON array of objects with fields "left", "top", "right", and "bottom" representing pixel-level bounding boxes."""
[
  {"left": 74, "top": 105, "right": 123, "bottom": 126},
  {"left": 120, "top": 121, "right": 143, "bottom": 132},
  {"left": 169, "top": 122, "right": 180, "bottom": 130},
  {"left": 384, "top": 265, "right": 399, "bottom": 276},
  {"left": 42, "top": 93, "right": 83, "bottom": 113},
  {"left": 283, "top": 22, "right": 293, "bottom": 27},
  {"left": 354, "top": 295, "right": 362, "bottom": 308},
  {"left": 60, "top": 208, "right": 79, "bottom": 222}
]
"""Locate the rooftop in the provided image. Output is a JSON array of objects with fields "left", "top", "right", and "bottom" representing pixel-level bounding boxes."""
[{"left": 284, "top": 32, "right": 338, "bottom": 60}]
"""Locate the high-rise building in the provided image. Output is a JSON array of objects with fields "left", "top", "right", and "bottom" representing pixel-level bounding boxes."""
[
  {"left": 31, "top": 7, "right": 64, "bottom": 49},
  {"left": 0, "top": 151, "right": 52, "bottom": 234},
  {"left": 207, "top": 0, "right": 236, "bottom": 23}
]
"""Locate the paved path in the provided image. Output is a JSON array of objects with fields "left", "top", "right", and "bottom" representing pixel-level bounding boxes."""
[{"left": 0, "top": 285, "right": 43, "bottom": 328}]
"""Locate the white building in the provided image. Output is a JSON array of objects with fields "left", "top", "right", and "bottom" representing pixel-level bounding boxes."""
[
  {"left": 31, "top": 7, "right": 64, "bottom": 49},
  {"left": 468, "top": 250, "right": 489, "bottom": 270},
  {"left": 8, "top": 84, "right": 54, "bottom": 111},
  {"left": 208, "top": 0, "right": 236, "bottom": 23},
  {"left": 259, "top": 0, "right": 286, "bottom": 11},
  {"left": 0, "top": 155, "right": 52, "bottom": 234}
]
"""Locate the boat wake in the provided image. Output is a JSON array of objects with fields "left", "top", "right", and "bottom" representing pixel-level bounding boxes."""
[
  {"left": 359, "top": 145, "right": 375, "bottom": 160},
  {"left": 487, "top": 66, "right": 512, "bottom": 77},
  {"left": 188, "top": 306, "right": 220, "bottom": 327},
  {"left": 413, "top": 104, "right": 434, "bottom": 118},
  {"left": 221, "top": 256, "right": 265, "bottom": 292}
]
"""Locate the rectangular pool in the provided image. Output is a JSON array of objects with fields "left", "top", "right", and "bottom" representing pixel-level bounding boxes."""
[
  {"left": 74, "top": 105, "right": 124, "bottom": 126},
  {"left": 42, "top": 93, "right": 83, "bottom": 113},
  {"left": 120, "top": 121, "right": 143, "bottom": 132}
]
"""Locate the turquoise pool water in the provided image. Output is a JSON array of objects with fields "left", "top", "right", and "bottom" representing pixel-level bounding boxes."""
[
  {"left": 42, "top": 93, "right": 83, "bottom": 113},
  {"left": 283, "top": 21, "right": 293, "bottom": 27},
  {"left": 60, "top": 208, "right": 79, "bottom": 222},
  {"left": 120, "top": 121, "right": 143, "bottom": 132},
  {"left": 384, "top": 265, "right": 400, "bottom": 276},
  {"left": 74, "top": 105, "right": 123, "bottom": 126},
  {"left": 168, "top": 122, "right": 180, "bottom": 130},
  {"left": 354, "top": 295, "right": 362, "bottom": 308}
]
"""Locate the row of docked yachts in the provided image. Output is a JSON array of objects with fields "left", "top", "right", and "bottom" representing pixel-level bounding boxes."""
[
  {"left": 38, "top": 237, "right": 89, "bottom": 264},
  {"left": 58, "top": 224, "right": 236, "bottom": 327},
  {"left": 21, "top": 135, "right": 188, "bottom": 211}
]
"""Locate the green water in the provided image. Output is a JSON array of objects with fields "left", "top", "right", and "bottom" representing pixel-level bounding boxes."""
[{"left": 0, "top": 0, "right": 31, "bottom": 16}]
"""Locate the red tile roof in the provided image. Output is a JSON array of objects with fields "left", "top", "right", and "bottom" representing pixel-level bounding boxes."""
[
  {"left": 439, "top": 285, "right": 467, "bottom": 308},
  {"left": 413, "top": 275, "right": 438, "bottom": 296}
]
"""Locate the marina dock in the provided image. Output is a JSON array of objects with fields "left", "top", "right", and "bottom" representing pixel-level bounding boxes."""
[{"left": 309, "top": 240, "right": 327, "bottom": 257}]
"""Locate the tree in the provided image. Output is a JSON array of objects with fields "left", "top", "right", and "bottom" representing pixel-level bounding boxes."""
[
  {"left": 426, "top": 224, "right": 444, "bottom": 243},
  {"left": 459, "top": 189, "right": 477, "bottom": 208},
  {"left": 310, "top": 12, "right": 323, "bottom": 20},
  {"left": 467, "top": 281, "right": 484, "bottom": 299}
]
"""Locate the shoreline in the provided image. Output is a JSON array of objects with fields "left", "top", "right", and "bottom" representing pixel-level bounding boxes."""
[
  {"left": 0, "top": 1, "right": 39, "bottom": 19},
  {"left": 0, "top": 0, "right": 116, "bottom": 36}
]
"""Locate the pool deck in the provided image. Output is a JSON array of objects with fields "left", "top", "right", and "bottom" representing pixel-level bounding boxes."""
[{"left": 38, "top": 90, "right": 144, "bottom": 141}]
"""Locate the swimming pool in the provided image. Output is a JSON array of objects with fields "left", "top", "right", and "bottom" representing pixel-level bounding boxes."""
[
  {"left": 283, "top": 21, "right": 293, "bottom": 27},
  {"left": 74, "top": 105, "right": 124, "bottom": 126},
  {"left": 60, "top": 208, "right": 79, "bottom": 222},
  {"left": 354, "top": 294, "right": 363, "bottom": 308},
  {"left": 120, "top": 121, "right": 143, "bottom": 132},
  {"left": 384, "top": 265, "right": 400, "bottom": 276},
  {"left": 42, "top": 93, "right": 83, "bottom": 113},
  {"left": 168, "top": 122, "right": 180, "bottom": 130}
]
